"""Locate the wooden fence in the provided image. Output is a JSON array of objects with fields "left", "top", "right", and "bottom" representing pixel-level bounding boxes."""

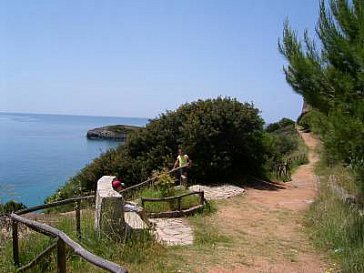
[
  {"left": 141, "top": 191, "right": 205, "bottom": 218},
  {"left": 11, "top": 195, "right": 128, "bottom": 273},
  {"left": 272, "top": 154, "right": 307, "bottom": 181},
  {"left": 9, "top": 165, "right": 190, "bottom": 273},
  {"left": 119, "top": 165, "right": 188, "bottom": 195}
]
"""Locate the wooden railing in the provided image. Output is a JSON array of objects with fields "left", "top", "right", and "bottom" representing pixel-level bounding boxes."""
[
  {"left": 272, "top": 154, "right": 307, "bottom": 181},
  {"left": 141, "top": 191, "right": 205, "bottom": 218},
  {"left": 10, "top": 166, "right": 190, "bottom": 272},
  {"left": 119, "top": 165, "right": 187, "bottom": 195},
  {"left": 11, "top": 195, "right": 128, "bottom": 273}
]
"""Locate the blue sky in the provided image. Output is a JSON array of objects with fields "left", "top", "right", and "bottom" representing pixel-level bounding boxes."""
[{"left": 0, "top": 0, "right": 320, "bottom": 123}]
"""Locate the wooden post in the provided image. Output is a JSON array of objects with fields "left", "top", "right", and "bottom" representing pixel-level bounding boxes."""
[
  {"left": 177, "top": 197, "right": 182, "bottom": 211},
  {"left": 12, "top": 220, "right": 19, "bottom": 266},
  {"left": 200, "top": 191, "right": 205, "bottom": 205},
  {"left": 57, "top": 239, "right": 66, "bottom": 273},
  {"left": 75, "top": 200, "right": 81, "bottom": 239}
]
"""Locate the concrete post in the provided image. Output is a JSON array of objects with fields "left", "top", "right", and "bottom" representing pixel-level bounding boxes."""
[{"left": 95, "top": 176, "right": 125, "bottom": 238}]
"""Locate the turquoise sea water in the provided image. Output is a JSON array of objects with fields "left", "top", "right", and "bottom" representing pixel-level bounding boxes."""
[{"left": 0, "top": 112, "right": 148, "bottom": 207}]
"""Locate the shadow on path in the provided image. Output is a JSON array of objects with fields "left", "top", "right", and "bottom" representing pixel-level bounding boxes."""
[{"left": 244, "top": 177, "right": 287, "bottom": 191}]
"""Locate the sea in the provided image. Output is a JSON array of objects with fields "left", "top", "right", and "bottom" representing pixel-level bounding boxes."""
[{"left": 0, "top": 112, "right": 148, "bottom": 207}]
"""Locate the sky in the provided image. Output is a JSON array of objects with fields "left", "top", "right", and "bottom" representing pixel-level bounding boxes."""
[{"left": 0, "top": 0, "right": 320, "bottom": 124}]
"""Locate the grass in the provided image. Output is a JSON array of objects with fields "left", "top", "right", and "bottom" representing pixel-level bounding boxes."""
[
  {"left": 305, "top": 160, "right": 364, "bottom": 273},
  {"left": 189, "top": 202, "right": 230, "bottom": 247},
  {"left": 0, "top": 210, "right": 174, "bottom": 273},
  {"left": 0, "top": 199, "right": 221, "bottom": 273}
]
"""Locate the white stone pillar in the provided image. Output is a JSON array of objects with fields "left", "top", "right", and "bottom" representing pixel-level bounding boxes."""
[{"left": 95, "top": 176, "right": 125, "bottom": 237}]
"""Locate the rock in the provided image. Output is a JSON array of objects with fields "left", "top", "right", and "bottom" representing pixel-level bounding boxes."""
[{"left": 86, "top": 125, "right": 140, "bottom": 141}]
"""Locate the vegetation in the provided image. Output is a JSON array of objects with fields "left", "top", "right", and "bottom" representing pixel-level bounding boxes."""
[
  {"left": 140, "top": 187, "right": 201, "bottom": 213},
  {"left": 279, "top": 0, "right": 364, "bottom": 194},
  {"left": 151, "top": 169, "right": 176, "bottom": 197},
  {"left": 136, "top": 169, "right": 201, "bottom": 213},
  {"left": 0, "top": 210, "right": 166, "bottom": 273},
  {"left": 264, "top": 118, "right": 308, "bottom": 180},
  {"left": 306, "top": 161, "right": 364, "bottom": 273},
  {"left": 47, "top": 97, "right": 266, "bottom": 202},
  {"left": 86, "top": 125, "right": 140, "bottom": 141},
  {"left": 0, "top": 201, "right": 219, "bottom": 273},
  {"left": 280, "top": 0, "right": 364, "bottom": 271},
  {"left": 0, "top": 200, "right": 27, "bottom": 214}
]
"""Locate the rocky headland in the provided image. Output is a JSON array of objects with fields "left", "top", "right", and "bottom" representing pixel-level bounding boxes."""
[{"left": 86, "top": 125, "right": 140, "bottom": 141}]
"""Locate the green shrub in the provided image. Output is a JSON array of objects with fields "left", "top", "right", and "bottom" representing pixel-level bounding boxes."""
[
  {"left": 263, "top": 118, "right": 308, "bottom": 181},
  {"left": 152, "top": 169, "right": 175, "bottom": 197},
  {"left": 47, "top": 97, "right": 266, "bottom": 202},
  {"left": 0, "top": 200, "right": 27, "bottom": 213}
]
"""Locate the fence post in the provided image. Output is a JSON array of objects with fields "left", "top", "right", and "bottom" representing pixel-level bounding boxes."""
[
  {"left": 177, "top": 197, "right": 182, "bottom": 211},
  {"left": 200, "top": 191, "right": 205, "bottom": 205},
  {"left": 12, "top": 220, "right": 19, "bottom": 266},
  {"left": 57, "top": 239, "right": 66, "bottom": 273},
  {"left": 75, "top": 200, "right": 81, "bottom": 239}
]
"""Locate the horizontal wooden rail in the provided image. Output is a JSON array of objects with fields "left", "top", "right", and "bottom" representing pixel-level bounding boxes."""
[
  {"left": 11, "top": 213, "right": 128, "bottom": 273},
  {"left": 15, "top": 195, "right": 95, "bottom": 215},
  {"left": 119, "top": 165, "right": 188, "bottom": 194},
  {"left": 17, "top": 242, "right": 57, "bottom": 273},
  {"left": 141, "top": 191, "right": 203, "bottom": 202},
  {"left": 141, "top": 191, "right": 205, "bottom": 215}
]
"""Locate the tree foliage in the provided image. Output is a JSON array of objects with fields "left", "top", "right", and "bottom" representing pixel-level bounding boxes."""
[
  {"left": 265, "top": 118, "right": 298, "bottom": 157},
  {"left": 279, "top": 0, "right": 364, "bottom": 188},
  {"left": 47, "top": 98, "right": 266, "bottom": 201},
  {"left": 115, "top": 97, "right": 266, "bottom": 183}
]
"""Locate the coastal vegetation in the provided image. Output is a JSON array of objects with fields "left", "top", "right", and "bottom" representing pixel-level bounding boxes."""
[
  {"left": 46, "top": 99, "right": 308, "bottom": 204},
  {"left": 46, "top": 97, "right": 268, "bottom": 203},
  {"left": 5, "top": 0, "right": 364, "bottom": 272},
  {"left": 280, "top": 0, "right": 364, "bottom": 271}
]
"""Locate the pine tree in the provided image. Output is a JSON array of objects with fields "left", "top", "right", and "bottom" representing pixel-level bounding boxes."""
[{"left": 279, "top": 0, "right": 364, "bottom": 191}]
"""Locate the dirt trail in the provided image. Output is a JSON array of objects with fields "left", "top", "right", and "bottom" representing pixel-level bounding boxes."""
[{"left": 196, "top": 132, "right": 328, "bottom": 273}]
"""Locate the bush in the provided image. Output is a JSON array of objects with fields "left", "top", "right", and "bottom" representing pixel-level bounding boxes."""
[
  {"left": 264, "top": 118, "right": 300, "bottom": 161},
  {"left": 0, "top": 200, "right": 27, "bottom": 213},
  {"left": 152, "top": 169, "right": 175, "bottom": 197},
  {"left": 263, "top": 118, "right": 308, "bottom": 180},
  {"left": 47, "top": 97, "right": 266, "bottom": 201},
  {"left": 266, "top": 118, "right": 295, "bottom": 133}
]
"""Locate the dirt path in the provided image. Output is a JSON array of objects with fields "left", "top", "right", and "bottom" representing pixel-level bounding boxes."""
[{"left": 184, "top": 132, "right": 329, "bottom": 273}]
